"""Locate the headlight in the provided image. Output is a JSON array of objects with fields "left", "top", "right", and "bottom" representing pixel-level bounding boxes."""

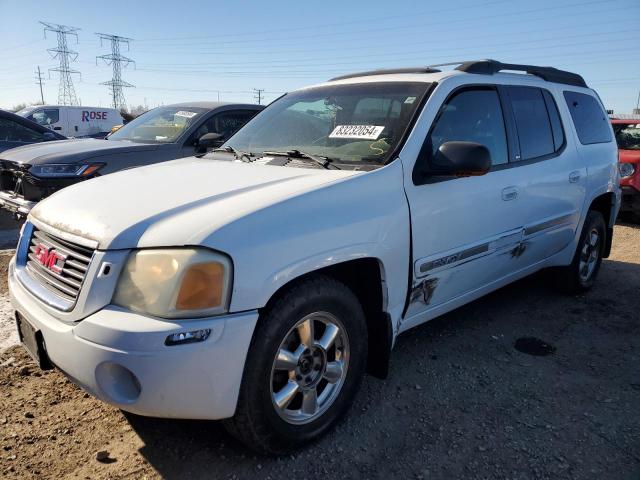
[
  {"left": 112, "top": 248, "right": 232, "bottom": 319},
  {"left": 29, "top": 163, "right": 104, "bottom": 178},
  {"left": 619, "top": 162, "right": 635, "bottom": 179}
]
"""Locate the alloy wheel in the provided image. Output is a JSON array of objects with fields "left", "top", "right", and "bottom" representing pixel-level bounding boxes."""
[{"left": 270, "top": 312, "right": 349, "bottom": 425}]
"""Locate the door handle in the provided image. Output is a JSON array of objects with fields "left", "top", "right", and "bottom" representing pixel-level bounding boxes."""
[
  {"left": 569, "top": 171, "right": 581, "bottom": 183},
  {"left": 501, "top": 186, "right": 519, "bottom": 201},
  {"left": 53, "top": 127, "right": 62, "bottom": 131}
]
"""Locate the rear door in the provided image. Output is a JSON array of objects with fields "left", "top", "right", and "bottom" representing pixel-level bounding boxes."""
[
  {"left": 502, "top": 86, "right": 586, "bottom": 267},
  {"left": 403, "top": 85, "right": 530, "bottom": 323}
]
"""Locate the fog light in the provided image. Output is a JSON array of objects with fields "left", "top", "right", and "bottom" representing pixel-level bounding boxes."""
[
  {"left": 165, "top": 329, "right": 211, "bottom": 346},
  {"left": 619, "top": 162, "right": 635, "bottom": 178}
]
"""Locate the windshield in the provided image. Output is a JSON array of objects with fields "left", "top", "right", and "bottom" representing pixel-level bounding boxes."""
[
  {"left": 16, "top": 107, "right": 37, "bottom": 117},
  {"left": 108, "top": 106, "right": 207, "bottom": 143},
  {"left": 613, "top": 123, "right": 640, "bottom": 150},
  {"left": 224, "top": 82, "right": 431, "bottom": 166}
]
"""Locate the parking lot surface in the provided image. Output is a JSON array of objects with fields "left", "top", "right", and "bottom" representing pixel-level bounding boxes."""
[{"left": 0, "top": 224, "right": 638, "bottom": 479}]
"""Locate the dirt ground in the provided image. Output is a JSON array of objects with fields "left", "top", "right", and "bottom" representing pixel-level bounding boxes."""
[{"left": 0, "top": 224, "right": 639, "bottom": 479}]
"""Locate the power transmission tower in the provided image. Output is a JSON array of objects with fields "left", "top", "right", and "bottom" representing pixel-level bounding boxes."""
[
  {"left": 96, "top": 33, "right": 134, "bottom": 111},
  {"left": 40, "top": 21, "right": 81, "bottom": 106},
  {"left": 253, "top": 88, "right": 265, "bottom": 105},
  {"left": 35, "top": 66, "right": 45, "bottom": 104}
]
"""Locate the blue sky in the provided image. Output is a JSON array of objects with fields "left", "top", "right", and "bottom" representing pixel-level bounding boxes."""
[{"left": 1, "top": 0, "right": 639, "bottom": 112}]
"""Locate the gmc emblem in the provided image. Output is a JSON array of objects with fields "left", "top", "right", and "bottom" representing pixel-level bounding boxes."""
[{"left": 33, "top": 243, "right": 66, "bottom": 274}]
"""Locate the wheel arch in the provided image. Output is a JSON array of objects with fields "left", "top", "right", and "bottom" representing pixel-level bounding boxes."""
[
  {"left": 259, "top": 257, "right": 394, "bottom": 379},
  {"left": 587, "top": 191, "right": 616, "bottom": 258}
]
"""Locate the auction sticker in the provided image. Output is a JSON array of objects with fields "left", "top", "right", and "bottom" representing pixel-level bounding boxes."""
[
  {"left": 329, "top": 125, "right": 385, "bottom": 140},
  {"left": 175, "top": 111, "right": 198, "bottom": 118}
]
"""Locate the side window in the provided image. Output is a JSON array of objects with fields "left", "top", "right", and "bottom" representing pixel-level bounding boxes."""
[
  {"left": 563, "top": 91, "right": 612, "bottom": 145},
  {"left": 29, "top": 109, "right": 60, "bottom": 126},
  {"left": 542, "top": 90, "right": 565, "bottom": 151},
  {"left": 0, "top": 119, "right": 46, "bottom": 142},
  {"left": 508, "top": 86, "right": 556, "bottom": 160},
  {"left": 192, "top": 110, "right": 258, "bottom": 143},
  {"left": 428, "top": 88, "right": 508, "bottom": 166}
]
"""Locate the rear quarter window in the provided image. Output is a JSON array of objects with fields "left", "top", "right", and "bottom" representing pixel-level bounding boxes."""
[{"left": 563, "top": 91, "right": 612, "bottom": 145}]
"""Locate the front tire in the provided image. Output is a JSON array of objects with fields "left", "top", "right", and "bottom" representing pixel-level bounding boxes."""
[
  {"left": 553, "top": 210, "right": 606, "bottom": 293},
  {"left": 223, "top": 275, "right": 367, "bottom": 454}
]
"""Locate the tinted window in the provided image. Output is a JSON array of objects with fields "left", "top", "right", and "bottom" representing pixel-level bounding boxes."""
[
  {"left": 508, "top": 87, "right": 555, "bottom": 160},
  {"left": 563, "top": 91, "right": 612, "bottom": 144},
  {"left": 429, "top": 88, "right": 508, "bottom": 166},
  {"left": 0, "top": 118, "right": 46, "bottom": 142},
  {"left": 542, "top": 90, "right": 565, "bottom": 151},
  {"left": 193, "top": 110, "right": 259, "bottom": 143}
]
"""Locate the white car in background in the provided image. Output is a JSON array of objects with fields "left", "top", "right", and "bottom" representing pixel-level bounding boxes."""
[
  {"left": 9, "top": 60, "right": 620, "bottom": 454},
  {"left": 16, "top": 105, "right": 123, "bottom": 138}
]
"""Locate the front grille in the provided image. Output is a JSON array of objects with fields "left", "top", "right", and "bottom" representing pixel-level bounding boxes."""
[{"left": 25, "top": 228, "right": 95, "bottom": 304}]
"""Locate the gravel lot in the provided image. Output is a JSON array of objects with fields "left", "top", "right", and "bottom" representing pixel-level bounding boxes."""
[{"left": 0, "top": 223, "right": 638, "bottom": 479}]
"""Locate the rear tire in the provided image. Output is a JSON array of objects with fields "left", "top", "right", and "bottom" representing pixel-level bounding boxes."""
[
  {"left": 553, "top": 210, "right": 606, "bottom": 294},
  {"left": 223, "top": 274, "right": 367, "bottom": 454}
]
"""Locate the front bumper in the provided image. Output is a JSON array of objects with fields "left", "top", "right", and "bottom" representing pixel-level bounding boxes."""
[
  {"left": 9, "top": 258, "right": 258, "bottom": 420},
  {"left": 0, "top": 190, "right": 37, "bottom": 217}
]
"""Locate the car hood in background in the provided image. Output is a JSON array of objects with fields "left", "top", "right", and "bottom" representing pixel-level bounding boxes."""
[
  {"left": 0, "top": 138, "right": 159, "bottom": 165},
  {"left": 30, "top": 157, "right": 361, "bottom": 249}
]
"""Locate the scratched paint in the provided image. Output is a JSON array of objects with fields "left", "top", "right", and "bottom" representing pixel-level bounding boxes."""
[{"left": 510, "top": 242, "right": 528, "bottom": 258}]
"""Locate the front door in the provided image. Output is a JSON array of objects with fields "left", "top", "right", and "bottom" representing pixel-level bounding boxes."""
[{"left": 402, "top": 86, "right": 529, "bottom": 325}]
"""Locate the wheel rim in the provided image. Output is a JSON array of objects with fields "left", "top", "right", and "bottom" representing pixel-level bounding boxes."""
[
  {"left": 270, "top": 311, "right": 349, "bottom": 425},
  {"left": 579, "top": 228, "right": 600, "bottom": 283}
]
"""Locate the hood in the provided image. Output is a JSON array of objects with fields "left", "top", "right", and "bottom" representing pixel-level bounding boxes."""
[
  {"left": 30, "top": 158, "right": 361, "bottom": 249},
  {"left": 0, "top": 138, "right": 158, "bottom": 166}
]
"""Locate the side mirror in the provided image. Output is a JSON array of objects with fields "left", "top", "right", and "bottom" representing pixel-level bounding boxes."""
[
  {"left": 428, "top": 141, "right": 491, "bottom": 177},
  {"left": 42, "top": 132, "right": 56, "bottom": 141},
  {"left": 196, "top": 132, "right": 223, "bottom": 153}
]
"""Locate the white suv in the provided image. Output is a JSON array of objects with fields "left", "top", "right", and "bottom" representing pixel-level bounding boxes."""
[{"left": 9, "top": 60, "right": 620, "bottom": 453}]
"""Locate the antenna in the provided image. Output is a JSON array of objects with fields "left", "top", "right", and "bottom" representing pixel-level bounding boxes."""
[
  {"left": 40, "top": 21, "right": 81, "bottom": 106},
  {"left": 96, "top": 33, "right": 135, "bottom": 111}
]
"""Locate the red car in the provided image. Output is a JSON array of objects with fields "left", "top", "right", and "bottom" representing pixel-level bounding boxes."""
[{"left": 612, "top": 117, "right": 640, "bottom": 222}]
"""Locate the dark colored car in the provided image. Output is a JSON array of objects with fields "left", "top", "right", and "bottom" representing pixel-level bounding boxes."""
[
  {"left": 612, "top": 117, "right": 640, "bottom": 222},
  {"left": 0, "top": 102, "right": 264, "bottom": 218},
  {"left": 0, "top": 109, "right": 66, "bottom": 153}
]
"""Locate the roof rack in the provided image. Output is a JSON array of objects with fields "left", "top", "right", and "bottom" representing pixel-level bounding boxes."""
[
  {"left": 329, "top": 67, "right": 441, "bottom": 82},
  {"left": 454, "top": 59, "right": 587, "bottom": 88}
]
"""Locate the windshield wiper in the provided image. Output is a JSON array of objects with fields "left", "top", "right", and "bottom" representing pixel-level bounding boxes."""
[
  {"left": 213, "top": 146, "right": 254, "bottom": 162},
  {"left": 262, "top": 150, "right": 341, "bottom": 170}
]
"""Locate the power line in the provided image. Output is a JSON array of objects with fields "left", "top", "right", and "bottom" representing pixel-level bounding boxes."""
[
  {"left": 134, "top": 0, "right": 618, "bottom": 48},
  {"left": 34, "top": 66, "right": 45, "bottom": 104},
  {"left": 96, "top": 33, "right": 135, "bottom": 110},
  {"left": 40, "top": 21, "right": 81, "bottom": 106}
]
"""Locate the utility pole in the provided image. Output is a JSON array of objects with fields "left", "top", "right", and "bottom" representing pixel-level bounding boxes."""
[
  {"left": 253, "top": 88, "right": 265, "bottom": 105},
  {"left": 34, "top": 66, "right": 45, "bottom": 104},
  {"left": 96, "top": 33, "right": 134, "bottom": 111},
  {"left": 40, "top": 21, "right": 81, "bottom": 106}
]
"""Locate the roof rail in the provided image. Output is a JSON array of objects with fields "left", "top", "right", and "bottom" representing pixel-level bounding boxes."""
[
  {"left": 455, "top": 59, "right": 587, "bottom": 88},
  {"left": 329, "top": 67, "right": 441, "bottom": 82}
]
